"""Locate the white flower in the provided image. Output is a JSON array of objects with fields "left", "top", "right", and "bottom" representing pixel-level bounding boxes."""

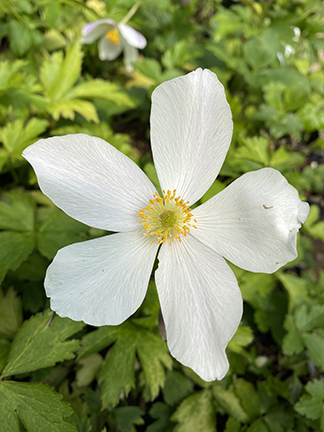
[
  {"left": 81, "top": 19, "right": 147, "bottom": 72},
  {"left": 22, "top": 69, "right": 309, "bottom": 382}
]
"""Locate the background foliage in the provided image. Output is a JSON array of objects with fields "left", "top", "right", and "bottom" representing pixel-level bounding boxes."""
[{"left": 0, "top": 0, "right": 324, "bottom": 431}]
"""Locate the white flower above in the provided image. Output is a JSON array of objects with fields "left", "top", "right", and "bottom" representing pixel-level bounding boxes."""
[
  {"left": 23, "top": 69, "right": 309, "bottom": 382},
  {"left": 81, "top": 18, "right": 147, "bottom": 72}
]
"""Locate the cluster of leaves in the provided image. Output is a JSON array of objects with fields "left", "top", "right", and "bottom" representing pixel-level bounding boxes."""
[{"left": 0, "top": 0, "right": 324, "bottom": 431}]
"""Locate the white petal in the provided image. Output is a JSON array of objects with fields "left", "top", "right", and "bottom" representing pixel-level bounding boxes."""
[
  {"left": 192, "top": 168, "right": 310, "bottom": 273},
  {"left": 150, "top": 68, "right": 233, "bottom": 205},
  {"left": 155, "top": 235, "right": 243, "bottom": 381},
  {"left": 118, "top": 23, "right": 147, "bottom": 49},
  {"left": 81, "top": 19, "right": 115, "bottom": 44},
  {"left": 45, "top": 232, "right": 158, "bottom": 326},
  {"left": 122, "top": 41, "right": 138, "bottom": 72},
  {"left": 23, "top": 134, "right": 157, "bottom": 232},
  {"left": 98, "top": 37, "right": 123, "bottom": 61}
]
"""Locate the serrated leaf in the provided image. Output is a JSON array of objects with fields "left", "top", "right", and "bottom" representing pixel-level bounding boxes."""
[
  {"left": 0, "top": 287, "right": 23, "bottom": 340},
  {"left": 0, "top": 380, "right": 76, "bottom": 432},
  {"left": 235, "top": 379, "right": 262, "bottom": 421},
  {"left": 114, "top": 406, "right": 144, "bottom": 432},
  {"left": 1, "top": 310, "right": 84, "bottom": 377},
  {"left": 37, "top": 210, "right": 89, "bottom": 259},
  {"left": 41, "top": 43, "right": 83, "bottom": 101},
  {"left": 100, "top": 336, "right": 136, "bottom": 408},
  {"left": 228, "top": 326, "right": 254, "bottom": 353},
  {"left": 277, "top": 273, "right": 308, "bottom": 312},
  {"left": 295, "top": 304, "right": 324, "bottom": 332},
  {"left": 0, "top": 191, "right": 35, "bottom": 231},
  {"left": 162, "top": 370, "right": 193, "bottom": 406},
  {"left": 66, "top": 80, "right": 135, "bottom": 108},
  {"left": 243, "top": 29, "right": 280, "bottom": 70},
  {"left": 147, "top": 402, "right": 173, "bottom": 432},
  {"left": 49, "top": 99, "right": 99, "bottom": 122},
  {"left": 137, "top": 329, "right": 172, "bottom": 399},
  {"left": 236, "top": 137, "right": 270, "bottom": 166},
  {"left": 282, "top": 315, "right": 304, "bottom": 355},
  {"left": 212, "top": 384, "right": 248, "bottom": 423},
  {"left": 0, "top": 231, "right": 35, "bottom": 283},
  {"left": 8, "top": 21, "right": 32, "bottom": 56},
  {"left": 302, "top": 333, "right": 324, "bottom": 369},
  {"left": 1, "top": 117, "right": 49, "bottom": 155},
  {"left": 171, "top": 389, "right": 216, "bottom": 432},
  {"left": 295, "top": 380, "right": 324, "bottom": 423}
]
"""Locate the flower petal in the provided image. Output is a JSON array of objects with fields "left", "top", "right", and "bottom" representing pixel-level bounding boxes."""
[
  {"left": 192, "top": 168, "right": 310, "bottom": 273},
  {"left": 45, "top": 232, "right": 158, "bottom": 326},
  {"left": 98, "top": 37, "right": 123, "bottom": 61},
  {"left": 150, "top": 68, "right": 233, "bottom": 205},
  {"left": 155, "top": 235, "right": 243, "bottom": 381},
  {"left": 122, "top": 41, "right": 138, "bottom": 72},
  {"left": 23, "top": 134, "right": 157, "bottom": 232},
  {"left": 118, "top": 23, "right": 147, "bottom": 49},
  {"left": 81, "top": 19, "right": 115, "bottom": 44}
]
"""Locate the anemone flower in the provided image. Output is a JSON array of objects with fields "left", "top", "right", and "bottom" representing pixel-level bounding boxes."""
[
  {"left": 80, "top": 19, "right": 146, "bottom": 72},
  {"left": 23, "top": 69, "right": 309, "bottom": 381}
]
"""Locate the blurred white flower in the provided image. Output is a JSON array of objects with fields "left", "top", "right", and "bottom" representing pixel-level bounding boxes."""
[
  {"left": 23, "top": 69, "right": 309, "bottom": 382},
  {"left": 81, "top": 19, "right": 146, "bottom": 72}
]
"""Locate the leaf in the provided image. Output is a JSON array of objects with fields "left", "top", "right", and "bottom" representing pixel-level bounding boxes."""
[
  {"left": 0, "top": 287, "right": 23, "bottom": 340},
  {"left": 162, "top": 370, "right": 193, "bottom": 406},
  {"left": 171, "top": 389, "right": 216, "bottom": 432},
  {"left": 8, "top": 21, "right": 33, "bottom": 56},
  {"left": 0, "top": 380, "right": 76, "bottom": 432},
  {"left": 49, "top": 99, "right": 99, "bottom": 122},
  {"left": 302, "top": 333, "right": 324, "bottom": 369},
  {"left": 235, "top": 379, "right": 262, "bottom": 421},
  {"left": 0, "top": 231, "right": 35, "bottom": 283},
  {"left": 147, "top": 402, "right": 173, "bottom": 432},
  {"left": 295, "top": 380, "right": 324, "bottom": 422},
  {"left": 0, "top": 117, "right": 49, "bottom": 155},
  {"left": 1, "top": 310, "right": 84, "bottom": 377},
  {"left": 277, "top": 273, "right": 308, "bottom": 312},
  {"left": 212, "top": 384, "right": 248, "bottom": 423},
  {"left": 37, "top": 210, "right": 89, "bottom": 259},
  {"left": 100, "top": 335, "right": 137, "bottom": 408},
  {"left": 114, "top": 406, "right": 144, "bottom": 432},
  {"left": 0, "top": 191, "right": 35, "bottom": 231},
  {"left": 243, "top": 29, "right": 280, "bottom": 70},
  {"left": 40, "top": 43, "right": 83, "bottom": 101},
  {"left": 236, "top": 136, "right": 270, "bottom": 166},
  {"left": 228, "top": 326, "right": 254, "bottom": 353},
  {"left": 282, "top": 315, "right": 304, "bottom": 355}
]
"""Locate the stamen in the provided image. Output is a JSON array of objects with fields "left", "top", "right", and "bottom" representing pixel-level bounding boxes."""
[
  {"left": 137, "top": 189, "right": 197, "bottom": 245},
  {"left": 105, "top": 29, "right": 120, "bottom": 45}
]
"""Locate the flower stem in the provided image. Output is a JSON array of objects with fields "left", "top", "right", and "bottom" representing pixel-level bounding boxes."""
[{"left": 121, "top": 1, "right": 142, "bottom": 24}]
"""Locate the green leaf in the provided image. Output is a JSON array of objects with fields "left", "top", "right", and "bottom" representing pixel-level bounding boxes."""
[
  {"left": 49, "top": 99, "right": 99, "bottom": 122},
  {"left": 0, "top": 231, "right": 35, "bottom": 283},
  {"left": 8, "top": 21, "right": 32, "bottom": 56},
  {"left": 114, "top": 406, "right": 144, "bottom": 432},
  {"left": 0, "top": 339, "right": 11, "bottom": 374},
  {"left": 282, "top": 315, "right": 304, "bottom": 355},
  {"left": 1, "top": 117, "right": 49, "bottom": 156},
  {"left": 1, "top": 310, "right": 84, "bottom": 377},
  {"left": 0, "top": 380, "right": 76, "bottom": 432},
  {"left": 295, "top": 304, "right": 324, "bottom": 332},
  {"left": 302, "top": 333, "right": 324, "bottom": 369},
  {"left": 99, "top": 322, "right": 171, "bottom": 407},
  {"left": 295, "top": 380, "right": 324, "bottom": 422},
  {"left": 212, "top": 384, "right": 248, "bottom": 423},
  {"left": 236, "top": 137, "right": 270, "bottom": 166},
  {"left": 100, "top": 335, "right": 137, "bottom": 408},
  {"left": 277, "top": 273, "right": 308, "bottom": 312},
  {"left": 0, "top": 287, "right": 23, "bottom": 340},
  {"left": 235, "top": 379, "right": 262, "bottom": 421},
  {"left": 243, "top": 29, "right": 280, "bottom": 70},
  {"left": 147, "top": 402, "right": 173, "bottom": 432},
  {"left": 40, "top": 43, "right": 83, "bottom": 101},
  {"left": 37, "top": 210, "right": 89, "bottom": 259},
  {"left": 228, "top": 326, "right": 254, "bottom": 353},
  {"left": 162, "top": 370, "right": 193, "bottom": 406},
  {"left": 171, "top": 389, "right": 216, "bottom": 432},
  {"left": 0, "top": 191, "right": 35, "bottom": 231},
  {"left": 225, "top": 417, "right": 241, "bottom": 432}
]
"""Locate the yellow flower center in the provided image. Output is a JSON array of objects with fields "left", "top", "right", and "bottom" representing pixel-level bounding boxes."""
[
  {"left": 137, "top": 189, "right": 197, "bottom": 246},
  {"left": 105, "top": 29, "right": 120, "bottom": 45}
]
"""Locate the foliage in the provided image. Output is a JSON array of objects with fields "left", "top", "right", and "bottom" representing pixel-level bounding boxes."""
[{"left": 0, "top": 0, "right": 323, "bottom": 430}]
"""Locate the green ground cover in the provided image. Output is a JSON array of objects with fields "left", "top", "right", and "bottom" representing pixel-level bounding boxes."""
[{"left": 0, "top": 0, "right": 324, "bottom": 431}]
